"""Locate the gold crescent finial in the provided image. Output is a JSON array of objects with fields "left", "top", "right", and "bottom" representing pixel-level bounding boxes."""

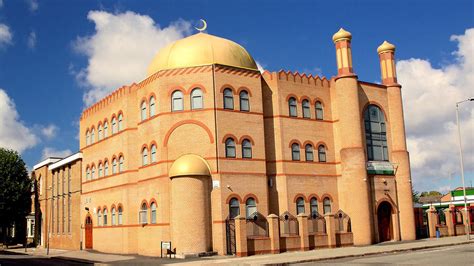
[{"left": 195, "top": 19, "right": 207, "bottom": 32}]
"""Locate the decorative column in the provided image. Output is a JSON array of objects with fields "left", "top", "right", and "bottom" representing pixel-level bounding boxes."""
[
  {"left": 444, "top": 208, "right": 455, "bottom": 236},
  {"left": 297, "top": 213, "right": 309, "bottom": 251},
  {"left": 378, "top": 41, "right": 416, "bottom": 241},
  {"left": 234, "top": 215, "right": 248, "bottom": 257},
  {"left": 267, "top": 214, "right": 280, "bottom": 254},
  {"left": 333, "top": 28, "right": 373, "bottom": 245},
  {"left": 324, "top": 214, "right": 336, "bottom": 248},
  {"left": 426, "top": 207, "right": 437, "bottom": 238}
]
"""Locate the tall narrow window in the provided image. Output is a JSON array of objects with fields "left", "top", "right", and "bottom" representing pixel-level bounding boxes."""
[
  {"left": 68, "top": 195, "right": 71, "bottom": 233},
  {"left": 118, "top": 206, "right": 123, "bottom": 225},
  {"left": 98, "top": 124, "right": 103, "bottom": 140},
  {"left": 97, "top": 210, "right": 102, "bottom": 226},
  {"left": 90, "top": 128, "right": 95, "bottom": 143},
  {"left": 302, "top": 99, "right": 311, "bottom": 118},
  {"left": 316, "top": 101, "right": 324, "bottom": 120},
  {"left": 86, "top": 167, "right": 90, "bottom": 180},
  {"left": 289, "top": 97, "right": 297, "bottom": 117},
  {"left": 103, "top": 209, "right": 108, "bottom": 226},
  {"left": 242, "top": 139, "right": 252, "bottom": 159},
  {"left": 140, "top": 203, "right": 148, "bottom": 224},
  {"left": 291, "top": 143, "right": 300, "bottom": 161},
  {"left": 305, "top": 144, "right": 314, "bottom": 161},
  {"left": 150, "top": 144, "right": 157, "bottom": 163},
  {"left": 245, "top": 198, "right": 257, "bottom": 218},
  {"left": 111, "top": 117, "right": 117, "bottom": 134},
  {"left": 98, "top": 163, "right": 103, "bottom": 177},
  {"left": 364, "top": 105, "right": 389, "bottom": 161},
  {"left": 239, "top": 91, "right": 250, "bottom": 111},
  {"left": 119, "top": 156, "right": 124, "bottom": 172},
  {"left": 229, "top": 198, "right": 240, "bottom": 219},
  {"left": 172, "top": 90, "right": 184, "bottom": 111},
  {"left": 149, "top": 96, "right": 156, "bottom": 117},
  {"left": 86, "top": 130, "right": 90, "bottom": 145},
  {"left": 142, "top": 147, "right": 148, "bottom": 166},
  {"left": 111, "top": 208, "right": 116, "bottom": 226},
  {"left": 112, "top": 158, "right": 117, "bottom": 174},
  {"left": 103, "top": 121, "right": 109, "bottom": 138},
  {"left": 323, "top": 197, "right": 331, "bottom": 214},
  {"left": 91, "top": 166, "right": 96, "bottom": 179},
  {"left": 223, "top": 88, "right": 234, "bottom": 110},
  {"left": 225, "top": 138, "right": 236, "bottom": 158},
  {"left": 296, "top": 197, "right": 305, "bottom": 215},
  {"left": 150, "top": 202, "right": 157, "bottom": 224},
  {"left": 118, "top": 113, "right": 123, "bottom": 131},
  {"left": 310, "top": 197, "right": 318, "bottom": 215},
  {"left": 191, "top": 88, "right": 203, "bottom": 109},
  {"left": 318, "top": 145, "right": 326, "bottom": 162},
  {"left": 141, "top": 101, "right": 147, "bottom": 121},
  {"left": 104, "top": 161, "right": 109, "bottom": 176}
]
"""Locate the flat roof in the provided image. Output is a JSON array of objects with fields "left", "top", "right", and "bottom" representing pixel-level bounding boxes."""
[
  {"left": 33, "top": 157, "right": 62, "bottom": 170},
  {"left": 49, "top": 152, "right": 83, "bottom": 171}
]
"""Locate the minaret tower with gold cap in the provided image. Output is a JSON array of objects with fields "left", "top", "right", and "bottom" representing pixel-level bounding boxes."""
[
  {"left": 378, "top": 41, "right": 416, "bottom": 241},
  {"left": 333, "top": 28, "right": 373, "bottom": 245}
]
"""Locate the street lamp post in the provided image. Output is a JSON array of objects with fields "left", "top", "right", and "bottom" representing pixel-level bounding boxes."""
[{"left": 455, "top": 97, "right": 473, "bottom": 240}]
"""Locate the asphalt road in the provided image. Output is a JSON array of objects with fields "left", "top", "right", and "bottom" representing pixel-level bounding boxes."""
[
  {"left": 296, "top": 243, "right": 474, "bottom": 265},
  {"left": 0, "top": 251, "right": 93, "bottom": 265}
]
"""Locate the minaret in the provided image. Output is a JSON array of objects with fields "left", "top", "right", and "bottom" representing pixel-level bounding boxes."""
[
  {"left": 333, "top": 28, "right": 373, "bottom": 245},
  {"left": 377, "top": 41, "right": 416, "bottom": 240}
]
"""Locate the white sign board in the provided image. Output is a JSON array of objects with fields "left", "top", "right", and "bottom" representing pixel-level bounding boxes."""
[{"left": 212, "top": 180, "right": 220, "bottom": 189}]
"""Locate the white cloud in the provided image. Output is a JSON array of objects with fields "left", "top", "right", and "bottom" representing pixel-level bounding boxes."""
[
  {"left": 0, "top": 89, "right": 39, "bottom": 153},
  {"left": 40, "top": 124, "right": 58, "bottom": 139},
  {"left": 41, "top": 147, "right": 72, "bottom": 160},
  {"left": 27, "top": 0, "right": 38, "bottom": 12},
  {"left": 398, "top": 28, "right": 474, "bottom": 191},
  {"left": 0, "top": 0, "right": 3, "bottom": 9},
  {"left": 73, "top": 10, "right": 192, "bottom": 106},
  {"left": 27, "top": 31, "right": 36, "bottom": 49},
  {"left": 0, "top": 24, "right": 12, "bottom": 47}
]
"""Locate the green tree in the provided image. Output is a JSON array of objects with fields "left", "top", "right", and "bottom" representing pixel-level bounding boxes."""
[
  {"left": 412, "top": 190, "right": 420, "bottom": 203},
  {"left": 0, "top": 148, "right": 32, "bottom": 244},
  {"left": 420, "top": 191, "right": 442, "bottom": 197}
]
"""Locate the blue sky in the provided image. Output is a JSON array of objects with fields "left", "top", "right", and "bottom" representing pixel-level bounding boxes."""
[{"left": 0, "top": 0, "right": 472, "bottom": 193}]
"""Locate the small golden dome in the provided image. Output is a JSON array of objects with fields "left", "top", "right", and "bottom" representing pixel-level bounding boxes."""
[
  {"left": 377, "top": 41, "right": 396, "bottom": 54},
  {"left": 332, "top": 28, "right": 352, "bottom": 43},
  {"left": 169, "top": 154, "right": 211, "bottom": 178},
  {"left": 147, "top": 33, "right": 258, "bottom": 76}
]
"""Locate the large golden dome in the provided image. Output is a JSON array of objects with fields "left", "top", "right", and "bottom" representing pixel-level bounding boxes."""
[
  {"left": 147, "top": 33, "right": 258, "bottom": 76},
  {"left": 169, "top": 154, "right": 211, "bottom": 178}
]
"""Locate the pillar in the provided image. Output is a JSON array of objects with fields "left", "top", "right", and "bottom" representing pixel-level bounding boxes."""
[
  {"left": 297, "top": 213, "right": 309, "bottom": 251},
  {"left": 234, "top": 215, "right": 247, "bottom": 257},
  {"left": 444, "top": 208, "right": 455, "bottom": 236},
  {"left": 378, "top": 40, "right": 416, "bottom": 241},
  {"left": 333, "top": 28, "right": 373, "bottom": 245},
  {"left": 267, "top": 214, "right": 280, "bottom": 254},
  {"left": 426, "top": 207, "right": 437, "bottom": 238},
  {"left": 391, "top": 212, "right": 401, "bottom": 241},
  {"left": 325, "top": 214, "right": 336, "bottom": 248}
]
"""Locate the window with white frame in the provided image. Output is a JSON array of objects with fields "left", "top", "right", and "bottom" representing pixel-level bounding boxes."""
[
  {"left": 316, "top": 101, "right": 324, "bottom": 120},
  {"left": 149, "top": 96, "right": 156, "bottom": 117},
  {"left": 289, "top": 97, "right": 297, "bottom": 117},
  {"left": 291, "top": 143, "right": 300, "bottom": 161},
  {"left": 296, "top": 197, "right": 305, "bottom": 215},
  {"left": 104, "top": 161, "right": 109, "bottom": 176},
  {"left": 112, "top": 117, "right": 117, "bottom": 134},
  {"left": 302, "top": 99, "right": 311, "bottom": 118},
  {"left": 223, "top": 88, "right": 234, "bottom": 109},
  {"left": 242, "top": 139, "right": 252, "bottom": 159},
  {"left": 239, "top": 90, "right": 250, "bottom": 111},
  {"left": 150, "top": 202, "right": 157, "bottom": 224},
  {"left": 112, "top": 158, "right": 117, "bottom": 174},
  {"left": 118, "top": 206, "right": 123, "bottom": 225},
  {"left": 245, "top": 198, "right": 257, "bottom": 219},
  {"left": 172, "top": 90, "right": 184, "bottom": 111},
  {"left": 150, "top": 144, "right": 157, "bottom": 163},
  {"left": 225, "top": 138, "right": 236, "bottom": 158},
  {"left": 141, "top": 101, "right": 147, "bottom": 121},
  {"left": 142, "top": 147, "right": 148, "bottom": 166},
  {"left": 103, "top": 121, "right": 109, "bottom": 137},
  {"left": 305, "top": 144, "right": 314, "bottom": 161},
  {"left": 191, "top": 88, "right": 203, "bottom": 109},
  {"left": 139, "top": 203, "right": 148, "bottom": 224},
  {"left": 118, "top": 113, "right": 123, "bottom": 131}
]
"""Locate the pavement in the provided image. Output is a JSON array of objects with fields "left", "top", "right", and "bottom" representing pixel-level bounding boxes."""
[{"left": 2, "top": 235, "right": 473, "bottom": 265}]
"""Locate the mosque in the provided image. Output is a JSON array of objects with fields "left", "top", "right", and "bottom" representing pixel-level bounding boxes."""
[{"left": 32, "top": 26, "right": 416, "bottom": 257}]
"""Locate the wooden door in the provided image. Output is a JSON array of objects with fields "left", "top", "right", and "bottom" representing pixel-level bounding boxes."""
[
  {"left": 377, "top": 202, "right": 392, "bottom": 242},
  {"left": 85, "top": 216, "right": 93, "bottom": 249}
]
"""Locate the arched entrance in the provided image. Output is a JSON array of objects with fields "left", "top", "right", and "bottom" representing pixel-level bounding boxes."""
[
  {"left": 377, "top": 201, "right": 393, "bottom": 242},
  {"left": 85, "top": 215, "right": 93, "bottom": 249}
]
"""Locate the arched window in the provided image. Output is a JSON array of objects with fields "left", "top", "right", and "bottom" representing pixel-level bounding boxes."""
[
  {"left": 225, "top": 138, "right": 236, "bottom": 158},
  {"left": 150, "top": 202, "right": 157, "bottom": 224},
  {"left": 140, "top": 203, "right": 148, "bottom": 224},
  {"left": 103, "top": 121, "right": 108, "bottom": 138},
  {"left": 150, "top": 144, "right": 157, "bottom": 163},
  {"left": 364, "top": 105, "right": 388, "bottom": 161},
  {"left": 90, "top": 128, "right": 95, "bottom": 143},
  {"left": 316, "top": 101, "right": 324, "bottom": 120},
  {"left": 86, "top": 167, "right": 90, "bottom": 180},
  {"left": 98, "top": 124, "right": 103, "bottom": 140},
  {"left": 86, "top": 130, "right": 90, "bottom": 145},
  {"left": 172, "top": 90, "right": 184, "bottom": 111},
  {"left": 310, "top": 197, "right": 318, "bottom": 215},
  {"left": 296, "top": 197, "right": 305, "bottom": 215},
  {"left": 119, "top": 156, "right": 124, "bottom": 172},
  {"left": 112, "top": 158, "right": 117, "bottom": 174},
  {"left": 223, "top": 88, "right": 234, "bottom": 110},
  {"left": 302, "top": 99, "right": 310, "bottom": 118},
  {"left": 229, "top": 198, "right": 240, "bottom": 219},
  {"left": 305, "top": 144, "right": 314, "bottom": 161},
  {"left": 289, "top": 97, "right": 297, "bottom": 117},
  {"left": 246, "top": 198, "right": 257, "bottom": 218},
  {"left": 323, "top": 197, "right": 331, "bottom": 214},
  {"left": 111, "top": 117, "right": 117, "bottom": 134},
  {"left": 141, "top": 101, "right": 147, "bottom": 121},
  {"left": 111, "top": 207, "right": 116, "bottom": 225},
  {"left": 318, "top": 145, "right": 326, "bottom": 162},
  {"left": 239, "top": 91, "right": 250, "bottom": 111},
  {"left": 191, "top": 88, "right": 203, "bottom": 110},
  {"left": 98, "top": 163, "right": 103, "bottom": 177},
  {"left": 142, "top": 147, "right": 148, "bottom": 166},
  {"left": 118, "top": 113, "right": 123, "bottom": 131},
  {"left": 149, "top": 96, "right": 156, "bottom": 117},
  {"left": 291, "top": 143, "right": 300, "bottom": 161},
  {"left": 104, "top": 161, "right": 109, "bottom": 176},
  {"left": 118, "top": 206, "right": 123, "bottom": 225},
  {"left": 103, "top": 209, "right": 108, "bottom": 226},
  {"left": 97, "top": 210, "right": 102, "bottom": 226},
  {"left": 242, "top": 139, "right": 252, "bottom": 159},
  {"left": 91, "top": 166, "right": 96, "bottom": 179}
]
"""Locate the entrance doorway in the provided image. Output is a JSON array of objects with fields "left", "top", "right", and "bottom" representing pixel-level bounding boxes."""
[
  {"left": 225, "top": 218, "right": 236, "bottom": 255},
  {"left": 377, "top": 201, "right": 392, "bottom": 242},
  {"left": 85, "top": 215, "right": 93, "bottom": 249}
]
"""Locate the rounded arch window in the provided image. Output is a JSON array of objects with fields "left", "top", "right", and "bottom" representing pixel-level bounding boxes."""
[
  {"left": 149, "top": 96, "right": 156, "bottom": 117},
  {"left": 150, "top": 144, "right": 157, "bottom": 163},
  {"left": 310, "top": 197, "right": 318, "bottom": 215},
  {"left": 364, "top": 105, "right": 388, "bottom": 161},
  {"left": 86, "top": 130, "right": 90, "bottom": 145},
  {"left": 305, "top": 144, "right": 314, "bottom": 161},
  {"left": 302, "top": 99, "right": 310, "bottom": 118},
  {"left": 318, "top": 145, "right": 326, "bottom": 162},
  {"left": 103, "top": 208, "right": 108, "bottom": 226},
  {"left": 98, "top": 163, "right": 103, "bottom": 177},
  {"left": 118, "top": 113, "right": 123, "bottom": 131},
  {"left": 104, "top": 161, "right": 109, "bottom": 176},
  {"left": 296, "top": 197, "right": 305, "bottom": 215},
  {"left": 97, "top": 209, "right": 102, "bottom": 226},
  {"left": 291, "top": 143, "right": 300, "bottom": 161},
  {"left": 245, "top": 197, "right": 257, "bottom": 218},
  {"left": 150, "top": 202, "right": 157, "bottom": 224},
  {"left": 118, "top": 206, "right": 123, "bottom": 225},
  {"left": 142, "top": 147, "right": 148, "bottom": 166},
  {"left": 171, "top": 90, "right": 184, "bottom": 111},
  {"left": 111, "top": 117, "right": 117, "bottom": 134},
  {"left": 316, "top": 101, "right": 324, "bottom": 120},
  {"left": 323, "top": 197, "right": 332, "bottom": 214},
  {"left": 118, "top": 156, "right": 124, "bottom": 172},
  {"left": 140, "top": 203, "right": 148, "bottom": 224},
  {"left": 223, "top": 88, "right": 234, "bottom": 110},
  {"left": 111, "top": 207, "right": 116, "bottom": 225},
  {"left": 288, "top": 97, "right": 297, "bottom": 117},
  {"left": 112, "top": 158, "right": 117, "bottom": 174},
  {"left": 91, "top": 166, "right": 96, "bottom": 179},
  {"left": 103, "top": 121, "right": 109, "bottom": 137},
  {"left": 239, "top": 90, "right": 250, "bottom": 111},
  {"left": 225, "top": 138, "right": 236, "bottom": 158},
  {"left": 191, "top": 88, "right": 203, "bottom": 110},
  {"left": 242, "top": 139, "right": 252, "bottom": 159},
  {"left": 90, "top": 128, "right": 95, "bottom": 143},
  {"left": 141, "top": 101, "right": 147, "bottom": 121},
  {"left": 229, "top": 198, "right": 240, "bottom": 219},
  {"left": 98, "top": 124, "right": 103, "bottom": 140}
]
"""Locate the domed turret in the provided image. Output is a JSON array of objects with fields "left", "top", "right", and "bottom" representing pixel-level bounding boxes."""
[
  {"left": 147, "top": 33, "right": 258, "bottom": 76},
  {"left": 377, "top": 41, "right": 396, "bottom": 54}
]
